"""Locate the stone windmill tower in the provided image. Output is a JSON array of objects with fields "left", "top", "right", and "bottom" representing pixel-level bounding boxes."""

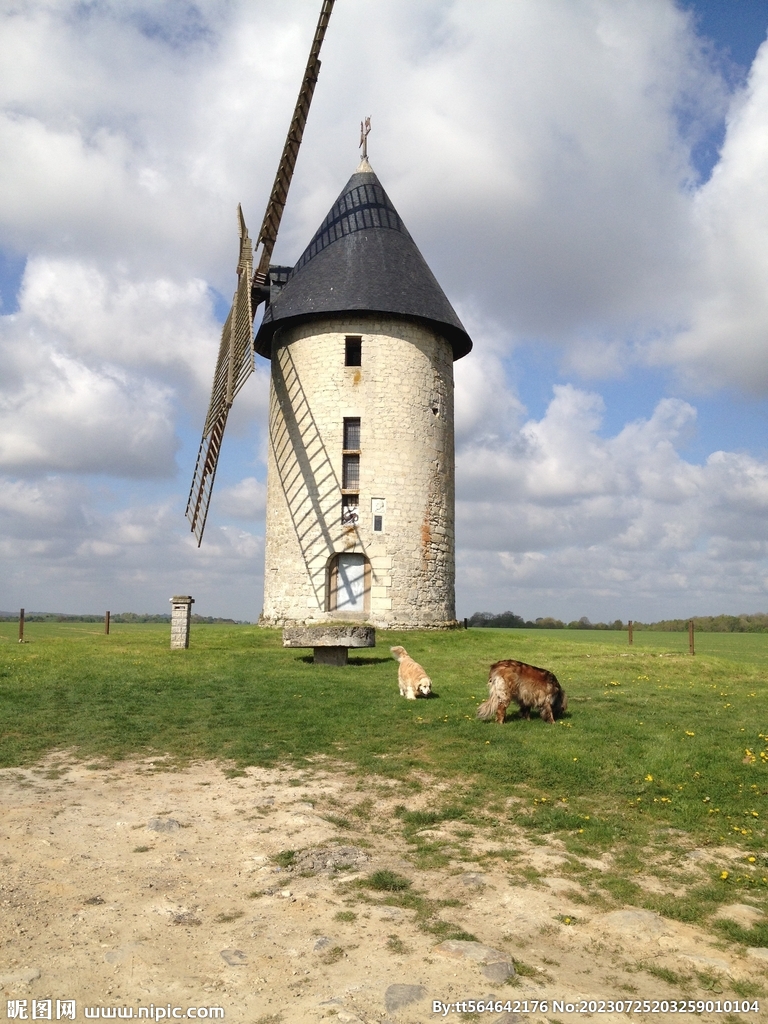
[
  {"left": 256, "top": 141, "right": 471, "bottom": 628},
  {"left": 187, "top": 2, "right": 472, "bottom": 629}
]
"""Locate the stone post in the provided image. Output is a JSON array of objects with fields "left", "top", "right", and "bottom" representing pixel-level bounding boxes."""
[{"left": 170, "top": 596, "right": 194, "bottom": 649}]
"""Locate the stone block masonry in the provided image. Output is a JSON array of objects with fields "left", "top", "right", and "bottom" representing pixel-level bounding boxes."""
[
  {"left": 261, "top": 316, "right": 457, "bottom": 629},
  {"left": 170, "top": 596, "right": 194, "bottom": 649}
]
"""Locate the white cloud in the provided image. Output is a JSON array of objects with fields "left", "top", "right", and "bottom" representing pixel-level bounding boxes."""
[
  {"left": 214, "top": 477, "right": 267, "bottom": 520},
  {"left": 18, "top": 258, "right": 216, "bottom": 384},
  {"left": 0, "top": 475, "right": 265, "bottom": 619},
  {"left": 652, "top": 38, "right": 768, "bottom": 392},
  {"left": 452, "top": 306, "right": 524, "bottom": 445},
  {"left": 456, "top": 384, "right": 768, "bottom": 620},
  {"left": 0, "top": 336, "right": 178, "bottom": 476},
  {"left": 0, "top": 255, "right": 271, "bottom": 477},
  {"left": 306, "top": 0, "right": 723, "bottom": 343}
]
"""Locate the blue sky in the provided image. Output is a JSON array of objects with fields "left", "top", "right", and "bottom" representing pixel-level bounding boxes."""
[{"left": 2, "top": 0, "right": 768, "bottom": 622}]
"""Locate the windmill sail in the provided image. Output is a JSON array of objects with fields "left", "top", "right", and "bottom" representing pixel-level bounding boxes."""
[
  {"left": 186, "top": 0, "right": 335, "bottom": 545},
  {"left": 254, "top": 0, "right": 336, "bottom": 286},
  {"left": 186, "top": 209, "right": 253, "bottom": 544}
]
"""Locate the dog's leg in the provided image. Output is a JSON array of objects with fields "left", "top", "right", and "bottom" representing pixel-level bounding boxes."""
[
  {"left": 540, "top": 702, "right": 555, "bottom": 724},
  {"left": 495, "top": 703, "right": 507, "bottom": 723},
  {"left": 519, "top": 706, "right": 531, "bottom": 719}
]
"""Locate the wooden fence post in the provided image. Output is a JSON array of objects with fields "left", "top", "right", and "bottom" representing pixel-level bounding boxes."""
[
  {"left": 689, "top": 619, "right": 695, "bottom": 656},
  {"left": 18, "top": 608, "right": 24, "bottom": 643},
  {"left": 628, "top": 620, "right": 633, "bottom": 645},
  {"left": 105, "top": 611, "right": 110, "bottom": 635}
]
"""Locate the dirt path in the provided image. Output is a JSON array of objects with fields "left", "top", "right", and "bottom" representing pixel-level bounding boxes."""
[{"left": 1, "top": 756, "right": 765, "bottom": 1023}]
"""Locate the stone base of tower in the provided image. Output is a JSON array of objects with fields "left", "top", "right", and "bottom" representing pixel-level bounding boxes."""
[{"left": 258, "top": 611, "right": 462, "bottom": 631}]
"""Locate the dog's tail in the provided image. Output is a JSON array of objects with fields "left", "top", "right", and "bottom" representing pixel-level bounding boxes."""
[
  {"left": 476, "top": 687, "right": 502, "bottom": 720},
  {"left": 476, "top": 669, "right": 510, "bottom": 720},
  {"left": 476, "top": 696, "right": 498, "bottom": 720}
]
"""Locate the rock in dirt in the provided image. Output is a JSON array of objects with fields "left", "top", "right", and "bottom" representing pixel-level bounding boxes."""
[
  {"left": 0, "top": 968, "right": 41, "bottom": 988},
  {"left": 104, "top": 945, "right": 144, "bottom": 964},
  {"left": 313, "top": 936, "right": 333, "bottom": 952},
  {"left": 291, "top": 846, "right": 369, "bottom": 875},
  {"left": 378, "top": 906, "right": 402, "bottom": 921},
  {"left": 461, "top": 872, "right": 486, "bottom": 887},
  {"left": 676, "top": 953, "right": 732, "bottom": 976},
  {"left": 598, "top": 909, "right": 669, "bottom": 941},
  {"left": 219, "top": 949, "right": 248, "bottom": 966},
  {"left": 714, "top": 903, "right": 765, "bottom": 928},
  {"left": 434, "top": 940, "right": 515, "bottom": 981},
  {"left": 147, "top": 817, "right": 181, "bottom": 832},
  {"left": 481, "top": 961, "right": 515, "bottom": 982},
  {"left": 747, "top": 947, "right": 768, "bottom": 962},
  {"left": 385, "top": 984, "right": 427, "bottom": 1011},
  {"left": 171, "top": 911, "right": 201, "bottom": 926},
  {"left": 434, "top": 939, "right": 511, "bottom": 967}
]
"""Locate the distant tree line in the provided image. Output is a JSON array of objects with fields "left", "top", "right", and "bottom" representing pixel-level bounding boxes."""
[
  {"left": 0, "top": 612, "right": 248, "bottom": 624},
  {"left": 467, "top": 611, "right": 768, "bottom": 632},
  {"left": 468, "top": 612, "right": 624, "bottom": 630},
  {"left": 632, "top": 614, "right": 768, "bottom": 633}
]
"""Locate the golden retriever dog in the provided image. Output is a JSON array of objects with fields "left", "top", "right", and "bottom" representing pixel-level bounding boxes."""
[
  {"left": 390, "top": 646, "right": 432, "bottom": 699},
  {"left": 476, "top": 659, "right": 567, "bottom": 724}
]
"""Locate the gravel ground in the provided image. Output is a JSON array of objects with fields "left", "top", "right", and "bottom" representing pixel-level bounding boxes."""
[{"left": 1, "top": 756, "right": 766, "bottom": 1023}]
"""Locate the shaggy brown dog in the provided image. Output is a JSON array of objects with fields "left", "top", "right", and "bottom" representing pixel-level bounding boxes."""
[
  {"left": 390, "top": 646, "right": 432, "bottom": 699},
  {"left": 476, "top": 659, "right": 567, "bottom": 724}
]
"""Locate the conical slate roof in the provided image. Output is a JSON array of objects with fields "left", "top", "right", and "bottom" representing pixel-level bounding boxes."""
[{"left": 254, "top": 162, "right": 472, "bottom": 360}]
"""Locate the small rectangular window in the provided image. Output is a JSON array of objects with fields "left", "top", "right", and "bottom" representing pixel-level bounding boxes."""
[
  {"left": 345, "top": 336, "right": 362, "bottom": 366},
  {"left": 343, "top": 417, "right": 361, "bottom": 451},
  {"left": 342, "top": 454, "right": 360, "bottom": 489},
  {"left": 373, "top": 515, "right": 383, "bottom": 532}
]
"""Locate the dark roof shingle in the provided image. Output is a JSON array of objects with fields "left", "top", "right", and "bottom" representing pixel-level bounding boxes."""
[{"left": 254, "top": 166, "right": 472, "bottom": 360}]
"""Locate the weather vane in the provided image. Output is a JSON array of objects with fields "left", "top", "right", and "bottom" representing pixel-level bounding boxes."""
[{"left": 359, "top": 116, "right": 371, "bottom": 160}]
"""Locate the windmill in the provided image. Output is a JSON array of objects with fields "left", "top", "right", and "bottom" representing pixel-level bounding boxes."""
[
  {"left": 188, "top": 0, "right": 471, "bottom": 628},
  {"left": 253, "top": 126, "right": 472, "bottom": 628},
  {"left": 186, "top": 0, "right": 335, "bottom": 545}
]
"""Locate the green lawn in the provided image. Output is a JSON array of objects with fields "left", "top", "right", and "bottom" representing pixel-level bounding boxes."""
[{"left": 1, "top": 622, "right": 766, "bottom": 867}]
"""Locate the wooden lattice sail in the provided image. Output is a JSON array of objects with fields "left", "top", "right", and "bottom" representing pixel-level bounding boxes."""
[
  {"left": 186, "top": 208, "right": 253, "bottom": 544},
  {"left": 186, "top": 0, "right": 335, "bottom": 545}
]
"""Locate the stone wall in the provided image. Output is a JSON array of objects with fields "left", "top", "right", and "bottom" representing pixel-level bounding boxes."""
[{"left": 260, "top": 316, "right": 457, "bottom": 629}]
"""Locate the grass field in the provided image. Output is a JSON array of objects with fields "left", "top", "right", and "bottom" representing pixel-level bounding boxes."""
[{"left": 1, "top": 621, "right": 767, "bottom": 925}]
